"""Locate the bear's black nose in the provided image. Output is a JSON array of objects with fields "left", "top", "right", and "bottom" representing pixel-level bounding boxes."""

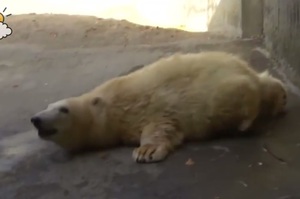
[{"left": 31, "top": 116, "right": 42, "bottom": 127}]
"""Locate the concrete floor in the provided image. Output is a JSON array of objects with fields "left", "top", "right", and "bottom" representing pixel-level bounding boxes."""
[{"left": 0, "top": 15, "right": 300, "bottom": 199}]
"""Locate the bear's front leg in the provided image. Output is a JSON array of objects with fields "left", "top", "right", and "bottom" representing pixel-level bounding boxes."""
[{"left": 132, "top": 122, "right": 184, "bottom": 163}]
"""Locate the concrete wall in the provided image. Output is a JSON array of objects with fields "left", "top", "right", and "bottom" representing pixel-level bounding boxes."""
[
  {"left": 263, "top": 0, "right": 300, "bottom": 77},
  {"left": 3, "top": 0, "right": 242, "bottom": 36},
  {"left": 207, "top": 0, "right": 242, "bottom": 37},
  {"left": 3, "top": 0, "right": 299, "bottom": 79},
  {"left": 241, "top": 0, "right": 263, "bottom": 38}
]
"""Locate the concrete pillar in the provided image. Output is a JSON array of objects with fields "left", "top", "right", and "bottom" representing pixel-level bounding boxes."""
[{"left": 241, "top": 0, "right": 263, "bottom": 38}]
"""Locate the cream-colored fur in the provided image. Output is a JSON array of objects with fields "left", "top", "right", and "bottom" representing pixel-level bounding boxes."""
[
  {"left": 258, "top": 70, "right": 287, "bottom": 116},
  {"left": 31, "top": 51, "right": 287, "bottom": 163}
]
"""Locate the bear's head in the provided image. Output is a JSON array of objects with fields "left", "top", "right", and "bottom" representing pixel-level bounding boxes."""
[
  {"left": 30, "top": 96, "right": 106, "bottom": 151},
  {"left": 258, "top": 70, "right": 288, "bottom": 117}
]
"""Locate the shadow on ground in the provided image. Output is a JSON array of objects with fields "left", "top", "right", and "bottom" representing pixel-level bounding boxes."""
[{"left": 0, "top": 14, "right": 300, "bottom": 199}]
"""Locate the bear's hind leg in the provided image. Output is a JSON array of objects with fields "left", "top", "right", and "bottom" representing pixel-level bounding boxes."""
[
  {"left": 237, "top": 83, "right": 261, "bottom": 132},
  {"left": 132, "top": 122, "right": 184, "bottom": 163},
  {"left": 238, "top": 119, "right": 254, "bottom": 132},
  {"left": 215, "top": 76, "right": 261, "bottom": 133}
]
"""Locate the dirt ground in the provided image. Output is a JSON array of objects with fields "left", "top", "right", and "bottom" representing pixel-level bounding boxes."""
[{"left": 0, "top": 14, "right": 300, "bottom": 199}]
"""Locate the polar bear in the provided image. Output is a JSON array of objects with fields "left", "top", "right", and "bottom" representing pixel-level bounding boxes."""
[{"left": 30, "top": 51, "right": 287, "bottom": 163}]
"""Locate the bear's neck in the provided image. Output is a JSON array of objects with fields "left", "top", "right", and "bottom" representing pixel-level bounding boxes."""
[{"left": 87, "top": 108, "right": 122, "bottom": 149}]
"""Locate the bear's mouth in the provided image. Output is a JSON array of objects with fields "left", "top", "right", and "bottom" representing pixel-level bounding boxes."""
[{"left": 37, "top": 128, "right": 58, "bottom": 138}]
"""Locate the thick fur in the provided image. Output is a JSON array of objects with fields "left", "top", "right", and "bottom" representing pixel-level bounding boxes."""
[
  {"left": 258, "top": 70, "right": 287, "bottom": 116},
  {"left": 31, "top": 51, "right": 287, "bottom": 163}
]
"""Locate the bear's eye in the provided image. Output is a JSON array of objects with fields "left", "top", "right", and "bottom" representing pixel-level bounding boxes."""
[{"left": 59, "top": 107, "right": 69, "bottom": 114}]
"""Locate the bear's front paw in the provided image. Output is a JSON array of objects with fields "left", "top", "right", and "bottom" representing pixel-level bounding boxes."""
[{"left": 132, "top": 144, "right": 169, "bottom": 163}]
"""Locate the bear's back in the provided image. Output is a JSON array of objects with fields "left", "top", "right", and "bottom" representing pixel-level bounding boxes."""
[
  {"left": 113, "top": 52, "right": 256, "bottom": 93},
  {"left": 92, "top": 51, "right": 261, "bottom": 138}
]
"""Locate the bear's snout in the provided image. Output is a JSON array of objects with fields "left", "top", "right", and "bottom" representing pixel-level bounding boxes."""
[
  {"left": 31, "top": 115, "right": 58, "bottom": 138},
  {"left": 31, "top": 116, "right": 42, "bottom": 128}
]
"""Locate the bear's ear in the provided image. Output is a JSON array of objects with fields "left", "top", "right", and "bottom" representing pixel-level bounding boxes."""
[{"left": 91, "top": 96, "right": 105, "bottom": 107}]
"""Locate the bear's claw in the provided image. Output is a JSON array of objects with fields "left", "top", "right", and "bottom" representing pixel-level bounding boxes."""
[{"left": 132, "top": 144, "right": 168, "bottom": 163}]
